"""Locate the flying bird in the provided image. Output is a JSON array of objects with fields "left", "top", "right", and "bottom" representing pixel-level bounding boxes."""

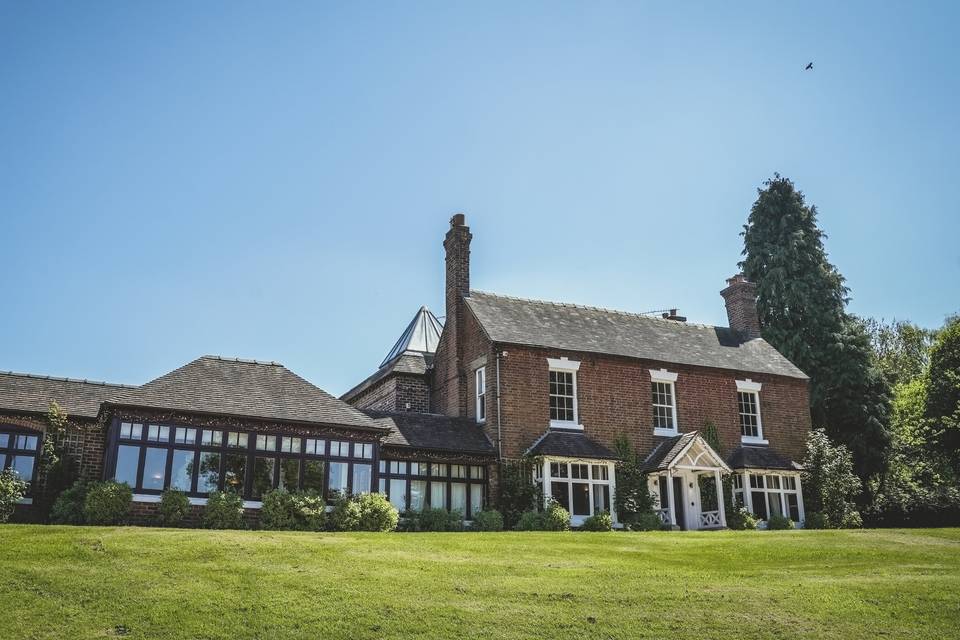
[{"left": 805, "top": 62, "right": 814, "bottom": 70}]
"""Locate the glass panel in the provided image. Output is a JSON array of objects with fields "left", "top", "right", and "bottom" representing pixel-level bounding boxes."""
[
  {"left": 451, "top": 482, "right": 466, "bottom": 514},
  {"left": 378, "top": 478, "right": 386, "bottom": 494},
  {"left": 551, "top": 481, "right": 570, "bottom": 511},
  {"left": 227, "top": 432, "right": 248, "bottom": 448},
  {"left": 303, "top": 460, "right": 325, "bottom": 493},
  {"left": 430, "top": 481, "right": 446, "bottom": 509},
  {"left": 410, "top": 480, "right": 426, "bottom": 512},
  {"left": 389, "top": 478, "right": 407, "bottom": 512},
  {"left": 469, "top": 483, "right": 483, "bottom": 518},
  {"left": 174, "top": 428, "right": 196, "bottom": 444},
  {"left": 279, "top": 458, "right": 299, "bottom": 491},
  {"left": 147, "top": 425, "right": 170, "bottom": 442},
  {"left": 202, "top": 430, "right": 222, "bottom": 446},
  {"left": 280, "top": 437, "right": 301, "bottom": 453},
  {"left": 130, "top": 424, "right": 143, "bottom": 439},
  {"left": 591, "top": 465, "right": 608, "bottom": 481},
  {"left": 9, "top": 455, "right": 35, "bottom": 482},
  {"left": 305, "top": 439, "right": 324, "bottom": 456},
  {"left": 256, "top": 435, "right": 277, "bottom": 451},
  {"left": 224, "top": 454, "right": 246, "bottom": 493},
  {"left": 658, "top": 476, "right": 669, "bottom": 509},
  {"left": 170, "top": 450, "right": 195, "bottom": 492},
  {"left": 767, "top": 492, "right": 783, "bottom": 518},
  {"left": 550, "top": 462, "right": 568, "bottom": 478},
  {"left": 328, "top": 461, "right": 349, "bottom": 497},
  {"left": 767, "top": 475, "right": 781, "bottom": 490},
  {"left": 749, "top": 475, "right": 762, "bottom": 489},
  {"left": 252, "top": 457, "right": 275, "bottom": 499},
  {"left": 15, "top": 435, "right": 39, "bottom": 450},
  {"left": 787, "top": 493, "right": 800, "bottom": 521},
  {"left": 784, "top": 476, "right": 797, "bottom": 491},
  {"left": 0, "top": 433, "right": 7, "bottom": 448},
  {"left": 470, "top": 466, "right": 484, "bottom": 479},
  {"left": 197, "top": 452, "right": 221, "bottom": 493},
  {"left": 571, "top": 482, "right": 590, "bottom": 516},
  {"left": 330, "top": 441, "right": 349, "bottom": 457},
  {"left": 549, "top": 370, "right": 576, "bottom": 421},
  {"left": 593, "top": 484, "right": 610, "bottom": 514},
  {"left": 352, "top": 463, "right": 372, "bottom": 495},
  {"left": 751, "top": 492, "right": 768, "bottom": 520},
  {"left": 142, "top": 447, "right": 168, "bottom": 491},
  {"left": 431, "top": 463, "right": 447, "bottom": 477},
  {"left": 390, "top": 461, "right": 406, "bottom": 475},
  {"left": 451, "top": 465, "right": 466, "bottom": 479},
  {"left": 410, "top": 462, "right": 427, "bottom": 476},
  {"left": 356, "top": 443, "right": 373, "bottom": 459},
  {"left": 571, "top": 464, "right": 588, "bottom": 479}
]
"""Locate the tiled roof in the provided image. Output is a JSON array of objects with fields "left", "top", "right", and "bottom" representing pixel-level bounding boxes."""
[
  {"left": 340, "top": 352, "right": 429, "bottom": 402},
  {"left": 640, "top": 432, "right": 699, "bottom": 472},
  {"left": 111, "top": 356, "right": 382, "bottom": 430},
  {"left": 526, "top": 430, "right": 619, "bottom": 460},
  {"left": 464, "top": 291, "right": 807, "bottom": 379},
  {"left": 727, "top": 445, "right": 802, "bottom": 471},
  {"left": 0, "top": 370, "right": 137, "bottom": 419},
  {"left": 367, "top": 411, "right": 496, "bottom": 455}
]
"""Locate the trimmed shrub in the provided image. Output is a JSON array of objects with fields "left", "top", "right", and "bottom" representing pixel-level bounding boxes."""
[
  {"left": 158, "top": 489, "right": 191, "bottom": 527},
  {"left": 629, "top": 512, "right": 662, "bottom": 531},
  {"left": 471, "top": 509, "right": 504, "bottom": 531},
  {"left": 727, "top": 507, "right": 759, "bottom": 530},
  {"left": 543, "top": 501, "right": 571, "bottom": 531},
  {"left": 804, "top": 511, "right": 830, "bottom": 529},
  {"left": 291, "top": 491, "right": 326, "bottom": 531},
  {"left": 0, "top": 469, "right": 28, "bottom": 523},
  {"left": 513, "top": 510, "right": 545, "bottom": 531},
  {"left": 328, "top": 493, "right": 361, "bottom": 532},
  {"left": 260, "top": 489, "right": 297, "bottom": 530},
  {"left": 50, "top": 480, "right": 89, "bottom": 525},
  {"left": 402, "top": 508, "right": 464, "bottom": 532},
  {"left": 355, "top": 493, "right": 399, "bottom": 532},
  {"left": 766, "top": 514, "right": 794, "bottom": 530},
  {"left": 581, "top": 511, "right": 613, "bottom": 531},
  {"left": 203, "top": 491, "right": 246, "bottom": 529},
  {"left": 840, "top": 510, "right": 863, "bottom": 529},
  {"left": 83, "top": 481, "right": 132, "bottom": 525}
]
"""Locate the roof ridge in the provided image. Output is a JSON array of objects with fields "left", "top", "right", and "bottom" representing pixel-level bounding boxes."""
[
  {"left": 0, "top": 370, "right": 138, "bottom": 389},
  {"left": 200, "top": 355, "right": 283, "bottom": 366},
  {"left": 469, "top": 290, "right": 720, "bottom": 330}
]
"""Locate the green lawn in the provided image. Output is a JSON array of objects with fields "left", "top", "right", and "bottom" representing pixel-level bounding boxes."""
[{"left": 1, "top": 526, "right": 959, "bottom": 639}]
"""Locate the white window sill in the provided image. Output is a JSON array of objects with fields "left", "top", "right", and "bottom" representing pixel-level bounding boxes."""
[
  {"left": 476, "top": 419, "right": 486, "bottom": 425},
  {"left": 653, "top": 428, "right": 679, "bottom": 438},
  {"left": 549, "top": 420, "right": 584, "bottom": 431},
  {"left": 741, "top": 436, "right": 769, "bottom": 445}
]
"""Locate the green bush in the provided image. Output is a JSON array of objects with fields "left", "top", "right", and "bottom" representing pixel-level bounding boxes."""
[
  {"left": 840, "top": 510, "right": 863, "bottom": 529},
  {"left": 766, "top": 514, "right": 794, "bottom": 530},
  {"left": 260, "top": 489, "right": 298, "bottom": 530},
  {"left": 203, "top": 491, "right": 246, "bottom": 529},
  {"left": 804, "top": 511, "right": 830, "bottom": 529},
  {"left": 543, "top": 501, "right": 571, "bottom": 531},
  {"left": 0, "top": 469, "right": 28, "bottom": 523},
  {"left": 629, "top": 512, "right": 662, "bottom": 531},
  {"left": 498, "top": 460, "right": 542, "bottom": 529},
  {"left": 354, "top": 493, "right": 399, "bottom": 532},
  {"left": 50, "top": 480, "right": 89, "bottom": 525},
  {"left": 471, "top": 509, "right": 504, "bottom": 531},
  {"left": 727, "top": 507, "right": 759, "bottom": 530},
  {"left": 158, "top": 489, "right": 191, "bottom": 527},
  {"left": 400, "top": 507, "right": 464, "bottom": 532},
  {"left": 328, "top": 493, "right": 361, "bottom": 531},
  {"left": 580, "top": 511, "right": 613, "bottom": 531},
  {"left": 291, "top": 491, "right": 326, "bottom": 531},
  {"left": 83, "top": 481, "right": 132, "bottom": 525},
  {"left": 513, "top": 510, "right": 545, "bottom": 531}
]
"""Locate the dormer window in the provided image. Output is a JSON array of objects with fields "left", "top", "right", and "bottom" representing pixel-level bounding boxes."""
[
  {"left": 475, "top": 367, "right": 486, "bottom": 424},
  {"left": 650, "top": 369, "right": 679, "bottom": 436},
  {"left": 737, "top": 379, "right": 767, "bottom": 444},
  {"left": 547, "top": 357, "right": 582, "bottom": 430}
]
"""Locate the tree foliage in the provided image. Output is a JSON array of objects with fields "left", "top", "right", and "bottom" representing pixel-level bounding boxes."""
[
  {"left": 925, "top": 316, "right": 960, "bottom": 473},
  {"left": 740, "top": 175, "right": 891, "bottom": 478},
  {"left": 863, "top": 318, "right": 937, "bottom": 388},
  {"left": 801, "top": 429, "right": 861, "bottom": 528},
  {"left": 497, "top": 459, "right": 542, "bottom": 529},
  {"left": 612, "top": 437, "right": 655, "bottom": 523}
]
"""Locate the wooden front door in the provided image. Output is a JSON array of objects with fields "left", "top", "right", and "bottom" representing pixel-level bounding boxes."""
[{"left": 672, "top": 476, "right": 686, "bottom": 530}]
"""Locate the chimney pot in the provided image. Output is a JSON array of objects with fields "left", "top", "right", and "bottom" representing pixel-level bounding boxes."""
[{"left": 450, "top": 213, "right": 466, "bottom": 227}]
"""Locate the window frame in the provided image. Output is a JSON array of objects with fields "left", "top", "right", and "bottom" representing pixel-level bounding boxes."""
[
  {"left": 736, "top": 379, "right": 767, "bottom": 444},
  {"left": 0, "top": 426, "right": 41, "bottom": 493},
  {"left": 540, "top": 458, "right": 616, "bottom": 522},
  {"left": 377, "top": 458, "right": 487, "bottom": 519},
  {"left": 649, "top": 369, "right": 679, "bottom": 437},
  {"left": 547, "top": 357, "right": 582, "bottom": 430},
  {"left": 475, "top": 366, "right": 486, "bottom": 424},
  {"left": 734, "top": 472, "right": 802, "bottom": 522}
]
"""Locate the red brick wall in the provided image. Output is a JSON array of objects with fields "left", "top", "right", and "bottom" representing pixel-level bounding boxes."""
[{"left": 493, "top": 344, "right": 811, "bottom": 462}]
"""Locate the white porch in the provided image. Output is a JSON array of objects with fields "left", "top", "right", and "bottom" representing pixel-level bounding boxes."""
[{"left": 645, "top": 433, "right": 731, "bottom": 531}]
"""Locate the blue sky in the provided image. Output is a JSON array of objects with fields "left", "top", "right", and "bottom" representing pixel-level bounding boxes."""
[{"left": 1, "top": 2, "right": 957, "bottom": 395}]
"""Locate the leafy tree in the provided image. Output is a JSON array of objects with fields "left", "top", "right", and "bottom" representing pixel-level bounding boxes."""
[
  {"left": 862, "top": 318, "right": 936, "bottom": 387},
  {"left": 0, "top": 469, "right": 29, "bottom": 523},
  {"left": 802, "top": 429, "right": 861, "bottom": 527},
  {"left": 612, "top": 437, "right": 655, "bottom": 523},
  {"left": 498, "top": 459, "right": 542, "bottom": 529},
  {"left": 740, "top": 175, "right": 891, "bottom": 478},
  {"left": 925, "top": 316, "right": 960, "bottom": 473}
]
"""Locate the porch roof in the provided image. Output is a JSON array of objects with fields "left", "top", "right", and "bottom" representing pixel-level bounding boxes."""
[
  {"left": 640, "top": 431, "right": 730, "bottom": 473},
  {"left": 727, "top": 445, "right": 802, "bottom": 471},
  {"left": 526, "top": 430, "right": 618, "bottom": 460}
]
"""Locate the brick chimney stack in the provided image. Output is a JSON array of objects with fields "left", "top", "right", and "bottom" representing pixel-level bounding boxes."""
[
  {"left": 720, "top": 274, "right": 761, "bottom": 340},
  {"left": 439, "top": 213, "right": 472, "bottom": 416},
  {"left": 444, "top": 213, "right": 472, "bottom": 322}
]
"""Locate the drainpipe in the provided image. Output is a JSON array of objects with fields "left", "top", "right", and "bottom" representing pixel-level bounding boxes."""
[{"left": 495, "top": 349, "right": 504, "bottom": 459}]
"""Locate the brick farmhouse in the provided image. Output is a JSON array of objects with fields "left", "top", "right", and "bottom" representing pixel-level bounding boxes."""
[{"left": 1, "top": 215, "right": 811, "bottom": 528}]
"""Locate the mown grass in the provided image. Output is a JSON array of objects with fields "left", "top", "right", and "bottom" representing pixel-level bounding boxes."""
[{"left": 1, "top": 526, "right": 958, "bottom": 639}]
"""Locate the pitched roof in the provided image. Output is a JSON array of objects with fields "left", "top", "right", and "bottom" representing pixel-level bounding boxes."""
[
  {"left": 340, "top": 352, "right": 428, "bottom": 402},
  {"left": 727, "top": 445, "right": 802, "bottom": 471},
  {"left": 640, "top": 432, "right": 699, "bottom": 472},
  {"left": 111, "top": 356, "right": 381, "bottom": 430},
  {"left": 464, "top": 291, "right": 807, "bottom": 379},
  {"left": 0, "top": 371, "right": 136, "bottom": 419},
  {"left": 526, "top": 430, "right": 618, "bottom": 460},
  {"left": 366, "top": 411, "right": 495, "bottom": 455},
  {"left": 380, "top": 306, "right": 443, "bottom": 368}
]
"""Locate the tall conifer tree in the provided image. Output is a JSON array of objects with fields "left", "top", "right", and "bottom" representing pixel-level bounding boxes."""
[{"left": 740, "top": 175, "right": 890, "bottom": 478}]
